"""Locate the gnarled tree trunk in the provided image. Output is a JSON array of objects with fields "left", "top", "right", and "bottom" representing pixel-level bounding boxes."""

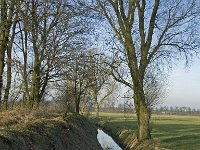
[
  {"left": 135, "top": 97, "right": 151, "bottom": 141},
  {"left": 133, "top": 81, "right": 151, "bottom": 143}
]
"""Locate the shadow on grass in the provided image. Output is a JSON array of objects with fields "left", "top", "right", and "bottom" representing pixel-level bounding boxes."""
[
  {"left": 99, "top": 115, "right": 200, "bottom": 150},
  {"left": 152, "top": 123, "right": 200, "bottom": 149}
]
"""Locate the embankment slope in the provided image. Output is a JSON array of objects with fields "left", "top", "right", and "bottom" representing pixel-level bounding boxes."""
[{"left": 0, "top": 110, "right": 102, "bottom": 150}]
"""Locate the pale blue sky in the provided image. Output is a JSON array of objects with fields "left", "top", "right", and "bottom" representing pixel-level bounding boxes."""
[{"left": 164, "top": 58, "right": 200, "bottom": 108}]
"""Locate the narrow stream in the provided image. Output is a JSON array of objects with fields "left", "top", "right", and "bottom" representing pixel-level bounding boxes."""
[{"left": 97, "top": 129, "right": 122, "bottom": 150}]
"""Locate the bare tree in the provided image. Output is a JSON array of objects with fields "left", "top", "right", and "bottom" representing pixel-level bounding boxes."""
[
  {"left": 0, "top": 0, "right": 18, "bottom": 109},
  {"left": 59, "top": 51, "right": 94, "bottom": 114},
  {"left": 80, "top": 0, "right": 200, "bottom": 145},
  {"left": 16, "top": 0, "right": 30, "bottom": 103},
  {"left": 28, "top": 0, "right": 66, "bottom": 109},
  {"left": 0, "top": 0, "right": 94, "bottom": 110},
  {"left": 9, "top": 0, "right": 89, "bottom": 109},
  {"left": 3, "top": 13, "right": 18, "bottom": 110},
  {"left": 89, "top": 51, "right": 118, "bottom": 118}
]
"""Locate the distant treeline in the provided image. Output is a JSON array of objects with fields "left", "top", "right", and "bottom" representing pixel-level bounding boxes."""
[
  {"left": 152, "top": 106, "right": 200, "bottom": 115},
  {"left": 89, "top": 105, "right": 200, "bottom": 116}
]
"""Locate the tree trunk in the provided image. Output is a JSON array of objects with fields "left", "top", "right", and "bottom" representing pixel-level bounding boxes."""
[
  {"left": 75, "top": 98, "right": 80, "bottom": 114},
  {"left": 94, "top": 92, "right": 100, "bottom": 119},
  {"left": 3, "top": 41, "right": 12, "bottom": 110},
  {"left": 134, "top": 87, "right": 151, "bottom": 144},
  {"left": 0, "top": 47, "right": 6, "bottom": 109},
  {"left": 19, "top": 0, "right": 29, "bottom": 104},
  {"left": 138, "top": 101, "right": 151, "bottom": 141},
  {"left": 95, "top": 103, "right": 100, "bottom": 118},
  {"left": 39, "top": 58, "right": 50, "bottom": 101},
  {"left": 28, "top": 0, "right": 41, "bottom": 109},
  {"left": 3, "top": 12, "right": 17, "bottom": 110},
  {"left": 22, "top": 33, "right": 29, "bottom": 103},
  {"left": 29, "top": 60, "right": 41, "bottom": 109},
  {"left": 126, "top": 40, "right": 152, "bottom": 144},
  {"left": 22, "top": 52, "right": 28, "bottom": 103},
  {"left": 0, "top": 0, "right": 8, "bottom": 109}
]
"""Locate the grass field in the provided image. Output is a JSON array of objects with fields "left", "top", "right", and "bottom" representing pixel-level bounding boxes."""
[{"left": 96, "top": 112, "right": 200, "bottom": 150}]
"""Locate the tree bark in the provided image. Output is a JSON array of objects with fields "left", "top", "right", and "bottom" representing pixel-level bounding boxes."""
[
  {"left": 94, "top": 92, "right": 100, "bottom": 119},
  {"left": 29, "top": 56, "right": 41, "bottom": 109},
  {"left": 3, "top": 41, "right": 12, "bottom": 110},
  {"left": 75, "top": 102, "right": 80, "bottom": 114},
  {"left": 28, "top": 0, "right": 41, "bottom": 109},
  {"left": 0, "top": 0, "right": 8, "bottom": 109},
  {"left": 95, "top": 102, "right": 100, "bottom": 118},
  {"left": 138, "top": 101, "right": 151, "bottom": 141},
  {"left": 39, "top": 69, "right": 49, "bottom": 101},
  {"left": 22, "top": 24, "right": 29, "bottom": 104},
  {"left": 133, "top": 83, "right": 151, "bottom": 143},
  {"left": 75, "top": 95, "right": 80, "bottom": 114},
  {"left": 22, "top": 41, "right": 28, "bottom": 103},
  {"left": 0, "top": 44, "right": 6, "bottom": 109},
  {"left": 0, "top": 0, "right": 15, "bottom": 109},
  {"left": 3, "top": 12, "right": 17, "bottom": 110}
]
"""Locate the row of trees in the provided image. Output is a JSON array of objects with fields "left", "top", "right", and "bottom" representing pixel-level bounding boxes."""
[
  {"left": 0, "top": 0, "right": 61, "bottom": 109},
  {"left": 96, "top": 104, "right": 200, "bottom": 116},
  {"left": 153, "top": 106, "right": 200, "bottom": 115},
  {"left": 54, "top": 49, "right": 118, "bottom": 116},
  {"left": 0, "top": 0, "right": 117, "bottom": 115}
]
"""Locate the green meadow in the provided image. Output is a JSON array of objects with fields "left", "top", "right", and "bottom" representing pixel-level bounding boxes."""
[{"left": 96, "top": 112, "right": 200, "bottom": 150}]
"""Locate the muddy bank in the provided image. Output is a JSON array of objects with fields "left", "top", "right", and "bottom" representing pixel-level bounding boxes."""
[{"left": 0, "top": 110, "right": 102, "bottom": 150}]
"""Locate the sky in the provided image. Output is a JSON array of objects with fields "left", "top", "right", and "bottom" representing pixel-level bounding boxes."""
[{"left": 163, "top": 58, "right": 200, "bottom": 109}]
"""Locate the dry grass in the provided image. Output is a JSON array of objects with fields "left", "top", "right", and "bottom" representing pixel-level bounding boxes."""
[
  {"left": 0, "top": 106, "right": 63, "bottom": 131},
  {"left": 0, "top": 106, "right": 102, "bottom": 150}
]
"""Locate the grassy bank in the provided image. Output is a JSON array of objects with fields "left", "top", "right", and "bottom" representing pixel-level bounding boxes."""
[
  {"left": 96, "top": 112, "right": 200, "bottom": 150},
  {"left": 0, "top": 109, "right": 102, "bottom": 150}
]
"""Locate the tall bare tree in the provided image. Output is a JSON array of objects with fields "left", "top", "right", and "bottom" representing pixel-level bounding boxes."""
[
  {"left": 0, "top": 0, "right": 18, "bottom": 109},
  {"left": 81, "top": 0, "right": 200, "bottom": 145},
  {"left": 16, "top": 0, "right": 30, "bottom": 103},
  {"left": 3, "top": 14, "right": 18, "bottom": 110}
]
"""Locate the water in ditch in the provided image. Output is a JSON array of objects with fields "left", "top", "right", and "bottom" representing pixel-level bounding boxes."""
[{"left": 97, "top": 129, "right": 122, "bottom": 150}]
